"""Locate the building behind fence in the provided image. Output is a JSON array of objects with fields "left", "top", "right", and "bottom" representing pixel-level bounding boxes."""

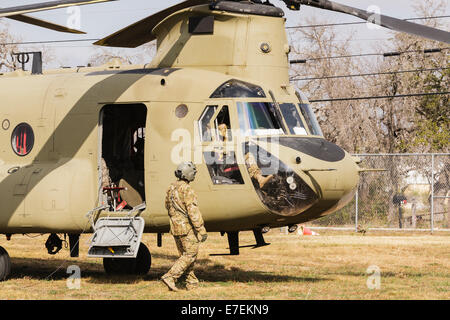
[{"left": 311, "top": 153, "right": 450, "bottom": 232}]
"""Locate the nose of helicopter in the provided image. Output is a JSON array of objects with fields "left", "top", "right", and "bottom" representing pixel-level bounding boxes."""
[
  {"left": 296, "top": 149, "right": 360, "bottom": 204},
  {"left": 294, "top": 147, "right": 360, "bottom": 218},
  {"left": 276, "top": 137, "right": 359, "bottom": 201},
  {"left": 245, "top": 137, "right": 359, "bottom": 217}
]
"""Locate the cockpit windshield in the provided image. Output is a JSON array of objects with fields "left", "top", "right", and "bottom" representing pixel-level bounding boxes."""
[
  {"left": 237, "top": 102, "right": 284, "bottom": 136},
  {"left": 279, "top": 103, "right": 308, "bottom": 135},
  {"left": 298, "top": 103, "right": 323, "bottom": 136},
  {"left": 295, "top": 90, "right": 323, "bottom": 136},
  {"left": 237, "top": 101, "right": 310, "bottom": 136}
]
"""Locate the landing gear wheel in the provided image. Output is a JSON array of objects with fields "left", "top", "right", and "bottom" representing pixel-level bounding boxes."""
[
  {"left": 0, "top": 246, "right": 11, "bottom": 281},
  {"left": 103, "top": 243, "right": 151, "bottom": 275},
  {"left": 134, "top": 242, "right": 151, "bottom": 275},
  {"left": 103, "top": 256, "right": 136, "bottom": 275}
]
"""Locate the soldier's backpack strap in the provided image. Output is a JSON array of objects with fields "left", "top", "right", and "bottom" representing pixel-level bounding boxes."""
[{"left": 170, "top": 187, "right": 189, "bottom": 218}]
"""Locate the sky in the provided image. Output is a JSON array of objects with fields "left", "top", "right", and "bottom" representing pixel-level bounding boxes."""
[{"left": 1, "top": 0, "right": 449, "bottom": 68}]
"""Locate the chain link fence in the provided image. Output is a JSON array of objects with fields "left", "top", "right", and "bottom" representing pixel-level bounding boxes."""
[{"left": 311, "top": 153, "right": 450, "bottom": 232}]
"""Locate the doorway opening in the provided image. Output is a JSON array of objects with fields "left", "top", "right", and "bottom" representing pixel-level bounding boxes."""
[{"left": 99, "top": 104, "right": 147, "bottom": 211}]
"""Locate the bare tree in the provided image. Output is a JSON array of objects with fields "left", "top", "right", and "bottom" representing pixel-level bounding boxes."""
[
  {"left": 368, "top": 0, "right": 449, "bottom": 153},
  {"left": 289, "top": 0, "right": 449, "bottom": 227},
  {"left": 0, "top": 21, "right": 19, "bottom": 72},
  {"left": 0, "top": 21, "right": 58, "bottom": 73},
  {"left": 88, "top": 42, "right": 157, "bottom": 67},
  {"left": 289, "top": 0, "right": 448, "bottom": 154},
  {"left": 289, "top": 18, "right": 380, "bottom": 153}
]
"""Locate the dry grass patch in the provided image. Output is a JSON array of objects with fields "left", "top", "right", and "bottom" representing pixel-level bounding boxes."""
[{"left": 0, "top": 230, "right": 448, "bottom": 300}]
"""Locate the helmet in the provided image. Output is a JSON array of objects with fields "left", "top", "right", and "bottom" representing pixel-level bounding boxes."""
[{"left": 175, "top": 161, "right": 197, "bottom": 182}]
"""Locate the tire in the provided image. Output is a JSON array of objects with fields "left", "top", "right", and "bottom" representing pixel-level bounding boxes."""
[
  {"left": 103, "top": 257, "right": 136, "bottom": 275},
  {"left": 134, "top": 243, "right": 151, "bottom": 275},
  {"left": 103, "top": 243, "right": 151, "bottom": 275},
  {"left": 0, "top": 246, "right": 11, "bottom": 281}
]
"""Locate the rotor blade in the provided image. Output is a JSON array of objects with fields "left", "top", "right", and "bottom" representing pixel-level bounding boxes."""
[
  {"left": 0, "top": 0, "right": 116, "bottom": 18},
  {"left": 293, "top": 0, "right": 450, "bottom": 44},
  {"left": 7, "top": 14, "right": 85, "bottom": 34},
  {"left": 94, "top": 0, "right": 210, "bottom": 48}
]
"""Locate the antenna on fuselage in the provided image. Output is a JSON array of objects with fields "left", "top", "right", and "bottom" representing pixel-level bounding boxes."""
[{"left": 11, "top": 51, "right": 43, "bottom": 74}]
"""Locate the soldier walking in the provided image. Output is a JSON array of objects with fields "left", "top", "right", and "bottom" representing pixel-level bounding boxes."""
[{"left": 161, "top": 161, "right": 208, "bottom": 291}]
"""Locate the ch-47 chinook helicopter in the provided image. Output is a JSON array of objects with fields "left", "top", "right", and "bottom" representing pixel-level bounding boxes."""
[{"left": 0, "top": 0, "right": 449, "bottom": 280}]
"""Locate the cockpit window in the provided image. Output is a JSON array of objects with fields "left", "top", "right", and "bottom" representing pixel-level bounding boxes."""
[
  {"left": 237, "top": 102, "right": 284, "bottom": 136},
  {"left": 298, "top": 104, "right": 323, "bottom": 136},
  {"left": 198, "top": 105, "right": 233, "bottom": 142},
  {"left": 210, "top": 79, "right": 266, "bottom": 98},
  {"left": 279, "top": 103, "right": 307, "bottom": 135},
  {"left": 204, "top": 151, "right": 244, "bottom": 185},
  {"left": 198, "top": 105, "right": 217, "bottom": 142},
  {"left": 211, "top": 106, "right": 232, "bottom": 142},
  {"left": 199, "top": 105, "right": 244, "bottom": 186}
]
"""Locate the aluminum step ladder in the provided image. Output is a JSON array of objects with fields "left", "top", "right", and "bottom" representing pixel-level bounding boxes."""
[{"left": 86, "top": 203, "right": 146, "bottom": 258}]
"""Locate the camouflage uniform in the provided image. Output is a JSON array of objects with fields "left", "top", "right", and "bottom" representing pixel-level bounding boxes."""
[
  {"left": 101, "top": 158, "right": 112, "bottom": 189},
  {"left": 245, "top": 152, "right": 261, "bottom": 179},
  {"left": 162, "top": 180, "right": 207, "bottom": 289},
  {"left": 218, "top": 124, "right": 228, "bottom": 142},
  {"left": 245, "top": 152, "right": 273, "bottom": 189}
]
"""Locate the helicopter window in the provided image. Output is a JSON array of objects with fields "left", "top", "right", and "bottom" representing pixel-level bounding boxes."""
[
  {"left": 203, "top": 151, "right": 244, "bottom": 185},
  {"left": 189, "top": 16, "right": 214, "bottom": 35},
  {"left": 198, "top": 105, "right": 218, "bottom": 142},
  {"left": 175, "top": 104, "right": 188, "bottom": 118},
  {"left": 237, "top": 102, "right": 284, "bottom": 136},
  {"left": 11, "top": 123, "right": 34, "bottom": 156},
  {"left": 211, "top": 106, "right": 232, "bottom": 142},
  {"left": 210, "top": 79, "right": 266, "bottom": 98},
  {"left": 298, "top": 104, "right": 323, "bottom": 136},
  {"left": 279, "top": 103, "right": 307, "bottom": 135},
  {"left": 201, "top": 105, "right": 241, "bottom": 185}
]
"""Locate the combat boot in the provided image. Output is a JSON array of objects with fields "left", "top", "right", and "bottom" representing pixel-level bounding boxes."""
[
  {"left": 257, "top": 174, "right": 273, "bottom": 189},
  {"left": 161, "top": 276, "right": 179, "bottom": 292},
  {"left": 185, "top": 282, "right": 199, "bottom": 291}
]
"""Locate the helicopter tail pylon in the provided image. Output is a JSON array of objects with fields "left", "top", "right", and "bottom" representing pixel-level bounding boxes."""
[{"left": 94, "top": 0, "right": 210, "bottom": 48}]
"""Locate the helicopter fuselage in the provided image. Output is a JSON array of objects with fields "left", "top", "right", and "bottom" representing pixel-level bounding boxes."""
[
  {"left": 0, "top": 3, "right": 360, "bottom": 237},
  {"left": 0, "top": 63, "right": 358, "bottom": 235},
  {"left": 0, "top": 0, "right": 447, "bottom": 281}
]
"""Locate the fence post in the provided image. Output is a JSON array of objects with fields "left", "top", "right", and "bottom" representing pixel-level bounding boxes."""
[
  {"left": 355, "top": 188, "right": 359, "bottom": 232},
  {"left": 431, "top": 154, "right": 435, "bottom": 234}
]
